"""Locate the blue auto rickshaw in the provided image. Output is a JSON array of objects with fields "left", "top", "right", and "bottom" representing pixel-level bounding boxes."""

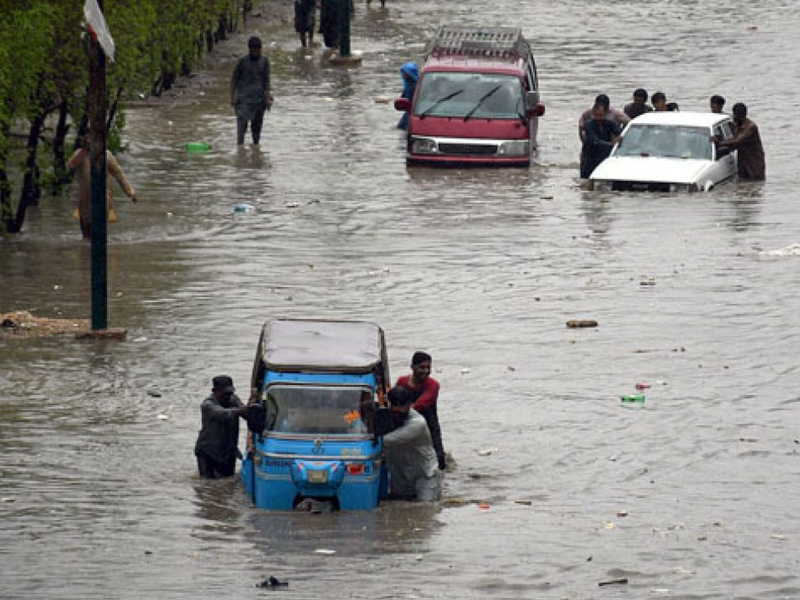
[{"left": 241, "top": 319, "right": 391, "bottom": 510}]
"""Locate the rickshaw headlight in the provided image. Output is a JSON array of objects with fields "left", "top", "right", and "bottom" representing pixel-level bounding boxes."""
[{"left": 411, "top": 137, "right": 437, "bottom": 154}]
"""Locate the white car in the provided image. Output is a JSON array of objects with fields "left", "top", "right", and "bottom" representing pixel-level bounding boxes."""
[{"left": 590, "top": 112, "right": 737, "bottom": 192}]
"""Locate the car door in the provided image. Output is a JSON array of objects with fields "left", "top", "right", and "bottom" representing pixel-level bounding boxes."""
[
  {"left": 713, "top": 121, "right": 737, "bottom": 184},
  {"left": 524, "top": 56, "right": 540, "bottom": 149}
]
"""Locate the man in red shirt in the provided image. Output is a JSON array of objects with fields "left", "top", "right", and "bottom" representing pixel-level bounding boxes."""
[{"left": 395, "top": 351, "right": 446, "bottom": 470}]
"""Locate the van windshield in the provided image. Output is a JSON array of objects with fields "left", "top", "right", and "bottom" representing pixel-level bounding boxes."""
[
  {"left": 616, "top": 124, "right": 712, "bottom": 160},
  {"left": 266, "top": 385, "right": 375, "bottom": 435},
  {"left": 415, "top": 72, "right": 522, "bottom": 119}
]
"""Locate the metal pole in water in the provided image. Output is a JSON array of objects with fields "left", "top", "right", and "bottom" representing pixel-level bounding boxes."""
[
  {"left": 338, "top": 0, "right": 351, "bottom": 57},
  {"left": 88, "top": 1, "right": 108, "bottom": 331}
]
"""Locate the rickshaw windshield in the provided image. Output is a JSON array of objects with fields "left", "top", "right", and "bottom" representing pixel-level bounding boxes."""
[{"left": 266, "top": 385, "right": 375, "bottom": 435}]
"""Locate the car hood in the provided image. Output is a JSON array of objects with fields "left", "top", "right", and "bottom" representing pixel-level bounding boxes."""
[{"left": 590, "top": 156, "right": 710, "bottom": 184}]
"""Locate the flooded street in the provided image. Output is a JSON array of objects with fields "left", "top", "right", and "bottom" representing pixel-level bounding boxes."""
[{"left": 2, "top": 0, "right": 800, "bottom": 598}]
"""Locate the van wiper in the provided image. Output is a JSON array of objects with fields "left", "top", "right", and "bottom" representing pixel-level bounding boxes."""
[
  {"left": 420, "top": 89, "right": 465, "bottom": 118},
  {"left": 463, "top": 84, "right": 501, "bottom": 122}
]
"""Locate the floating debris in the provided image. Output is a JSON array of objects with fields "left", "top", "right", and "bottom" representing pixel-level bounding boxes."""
[
  {"left": 514, "top": 499, "right": 532, "bottom": 506},
  {"left": 566, "top": 319, "right": 598, "bottom": 328},
  {"left": 598, "top": 578, "right": 628, "bottom": 587},
  {"left": 477, "top": 447, "right": 498, "bottom": 456},
  {"left": 761, "top": 243, "right": 800, "bottom": 256},
  {"left": 621, "top": 394, "right": 645, "bottom": 404},
  {"left": 185, "top": 141, "right": 211, "bottom": 153},
  {"left": 233, "top": 203, "right": 254, "bottom": 214},
  {"left": 156, "top": 414, "right": 170, "bottom": 421},
  {"left": 1, "top": 311, "right": 89, "bottom": 339},
  {"left": 257, "top": 576, "right": 289, "bottom": 589},
  {"left": 617, "top": 509, "right": 628, "bottom": 517},
  {"left": 314, "top": 548, "right": 336, "bottom": 555}
]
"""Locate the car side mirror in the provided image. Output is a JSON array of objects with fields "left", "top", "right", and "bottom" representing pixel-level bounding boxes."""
[
  {"left": 523, "top": 91, "right": 540, "bottom": 111},
  {"left": 394, "top": 98, "right": 410, "bottom": 112},
  {"left": 716, "top": 145, "right": 731, "bottom": 159},
  {"left": 529, "top": 103, "right": 545, "bottom": 117}
]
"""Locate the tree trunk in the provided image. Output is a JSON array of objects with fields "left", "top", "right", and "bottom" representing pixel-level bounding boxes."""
[
  {"left": 106, "top": 85, "right": 123, "bottom": 134},
  {"left": 51, "top": 100, "right": 71, "bottom": 195},
  {"left": 0, "top": 122, "right": 13, "bottom": 233},
  {"left": 16, "top": 110, "right": 47, "bottom": 231}
]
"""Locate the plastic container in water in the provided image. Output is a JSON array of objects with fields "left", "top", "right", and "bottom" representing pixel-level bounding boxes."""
[
  {"left": 233, "top": 203, "right": 254, "bottom": 214},
  {"left": 621, "top": 394, "right": 646, "bottom": 404},
  {"left": 185, "top": 141, "right": 211, "bottom": 153}
]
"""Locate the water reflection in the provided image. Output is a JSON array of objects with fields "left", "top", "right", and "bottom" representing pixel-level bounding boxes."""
[{"left": 248, "top": 501, "right": 440, "bottom": 557}]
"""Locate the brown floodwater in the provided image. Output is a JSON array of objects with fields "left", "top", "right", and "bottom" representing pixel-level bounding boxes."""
[{"left": 2, "top": 1, "right": 800, "bottom": 598}]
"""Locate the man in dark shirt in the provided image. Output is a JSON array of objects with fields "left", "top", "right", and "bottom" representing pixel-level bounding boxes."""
[
  {"left": 624, "top": 88, "right": 653, "bottom": 119},
  {"left": 230, "top": 37, "right": 273, "bottom": 145},
  {"left": 580, "top": 104, "right": 622, "bottom": 179},
  {"left": 195, "top": 375, "right": 251, "bottom": 479}
]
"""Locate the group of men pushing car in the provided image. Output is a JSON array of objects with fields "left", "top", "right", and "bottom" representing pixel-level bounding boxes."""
[
  {"left": 578, "top": 89, "right": 766, "bottom": 181},
  {"left": 193, "top": 351, "right": 445, "bottom": 502}
]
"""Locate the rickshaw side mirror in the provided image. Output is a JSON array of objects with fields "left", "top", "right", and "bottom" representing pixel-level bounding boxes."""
[
  {"left": 245, "top": 403, "right": 266, "bottom": 435},
  {"left": 394, "top": 98, "right": 411, "bottom": 112}
]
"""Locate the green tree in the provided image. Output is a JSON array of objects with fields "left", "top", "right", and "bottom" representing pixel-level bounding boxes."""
[{"left": 1, "top": 0, "right": 251, "bottom": 236}]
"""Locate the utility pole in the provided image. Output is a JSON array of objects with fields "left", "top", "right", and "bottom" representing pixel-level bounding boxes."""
[
  {"left": 330, "top": 0, "right": 362, "bottom": 66},
  {"left": 88, "top": 2, "right": 108, "bottom": 331},
  {"left": 75, "top": 0, "right": 126, "bottom": 340},
  {"left": 338, "top": 0, "right": 351, "bottom": 57}
]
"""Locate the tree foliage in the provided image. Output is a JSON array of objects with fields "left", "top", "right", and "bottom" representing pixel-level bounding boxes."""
[{"left": 0, "top": 0, "right": 248, "bottom": 235}]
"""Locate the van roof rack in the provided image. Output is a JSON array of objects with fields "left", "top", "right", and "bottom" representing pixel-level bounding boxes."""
[{"left": 427, "top": 26, "right": 529, "bottom": 59}]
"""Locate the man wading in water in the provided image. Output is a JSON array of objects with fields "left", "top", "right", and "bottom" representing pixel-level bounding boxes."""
[
  {"left": 395, "top": 351, "right": 446, "bottom": 470},
  {"left": 194, "top": 376, "right": 252, "bottom": 479},
  {"left": 231, "top": 36, "right": 273, "bottom": 145}
]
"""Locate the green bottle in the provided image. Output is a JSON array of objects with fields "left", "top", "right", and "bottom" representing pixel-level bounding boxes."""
[{"left": 621, "top": 394, "right": 646, "bottom": 403}]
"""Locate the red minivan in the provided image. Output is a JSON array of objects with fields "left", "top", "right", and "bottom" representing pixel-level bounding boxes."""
[{"left": 395, "top": 26, "right": 544, "bottom": 168}]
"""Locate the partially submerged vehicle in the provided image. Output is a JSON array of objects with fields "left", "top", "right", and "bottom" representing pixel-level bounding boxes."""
[
  {"left": 394, "top": 26, "right": 545, "bottom": 167},
  {"left": 590, "top": 112, "right": 737, "bottom": 192},
  {"left": 241, "top": 319, "right": 390, "bottom": 511}
]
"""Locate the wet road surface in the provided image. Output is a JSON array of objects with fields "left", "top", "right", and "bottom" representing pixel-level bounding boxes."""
[{"left": 2, "top": 1, "right": 800, "bottom": 598}]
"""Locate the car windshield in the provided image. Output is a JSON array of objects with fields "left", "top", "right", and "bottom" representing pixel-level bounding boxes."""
[
  {"left": 414, "top": 72, "right": 522, "bottom": 119},
  {"left": 616, "top": 124, "right": 712, "bottom": 160},
  {"left": 266, "top": 385, "right": 374, "bottom": 435}
]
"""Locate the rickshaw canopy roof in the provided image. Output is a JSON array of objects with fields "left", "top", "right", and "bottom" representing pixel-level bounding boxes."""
[{"left": 260, "top": 319, "right": 387, "bottom": 373}]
